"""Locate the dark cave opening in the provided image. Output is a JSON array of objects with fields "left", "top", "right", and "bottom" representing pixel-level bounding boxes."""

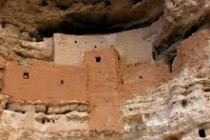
[
  {"left": 152, "top": 20, "right": 206, "bottom": 61},
  {"left": 181, "top": 99, "right": 187, "bottom": 107},
  {"left": 56, "top": 4, "right": 69, "bottom": 11},
  {"left": 199, "top": 128, "right": 206, "bottom": 138},
  {"left": 131, "top": 0, "right": 143, "bottom": 4},
  {"left": 167, "top": 54, "right": 176, "bottom": 73},
  {"left": 36, "top": 11, "right": 162, "bottom": 42},
  {"left": 41, "top": 0, "right": 48, "bottom": 6},
  {"left": 38, "top": 23, "right": 118, "bottom": 37},
  {"left": 41, "top": 118, "right": 46, "bottom": 124}
]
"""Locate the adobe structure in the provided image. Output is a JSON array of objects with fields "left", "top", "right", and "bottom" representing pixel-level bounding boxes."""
[
  {"left": 2, "top": 0, "right": 210, "bottom": 139},
  {"left": 0, "top": 29, "right": 173, "bottom": 133},
  {"left": 0, "top": 25, "right": 209, "bottom": 139},
  {"left": 4, "top": 46, "right": 122, "bottom": 131}
]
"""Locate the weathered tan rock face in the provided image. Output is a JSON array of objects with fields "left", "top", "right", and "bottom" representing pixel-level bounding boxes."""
[
  {"left": 122, "top": 29, "right": 210, "bottom": 139},
  {"left": 153, "top": 0, "right": 210, "bottom": 58},
  {"left": 1, "top": 0, "right": 210, "bottom": 140},
  {"left": 0, "top": 0, "right": 164, "bottom": 39},
  {"left": 0, "top": 23, "right": 53, "bottom": 64}
]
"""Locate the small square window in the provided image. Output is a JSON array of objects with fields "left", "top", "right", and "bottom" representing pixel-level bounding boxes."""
[
  {"left": 23, "top": 72, "right": 29, "bottom": 79},
  {"left": 95, "top": 56, "right": 101, "bottom": 63}
]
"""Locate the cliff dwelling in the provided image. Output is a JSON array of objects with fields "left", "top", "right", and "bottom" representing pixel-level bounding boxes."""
[
  {"left": 1, "top": 0, "right": 210, "bottom": 140},
  {"left": 3, "top": 31, "right": 169, "bottom": 132}
]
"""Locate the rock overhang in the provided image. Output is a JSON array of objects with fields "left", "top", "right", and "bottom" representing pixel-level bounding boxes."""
[{"left": 0, "top": 0, "right": 210, "bottom": 139}]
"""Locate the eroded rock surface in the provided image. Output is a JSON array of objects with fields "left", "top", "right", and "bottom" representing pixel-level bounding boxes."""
[
  {"left": 0, "top": 0, "right": 164, "bottom": 38},
  {"left": 0, "top": 0, "right": 210, "bottom": 140}
]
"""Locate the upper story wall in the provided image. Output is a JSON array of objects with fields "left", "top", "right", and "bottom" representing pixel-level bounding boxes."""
[{"left": 53, "top": 20, "right": 161, "bottom": 65}]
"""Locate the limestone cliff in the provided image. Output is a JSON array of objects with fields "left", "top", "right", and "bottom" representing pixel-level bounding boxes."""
[{"left": 0, "top": 0, "right": 210, "bottom": 140}]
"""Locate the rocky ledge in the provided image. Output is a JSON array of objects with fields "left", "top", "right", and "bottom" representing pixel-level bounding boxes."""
[{"left": 0, "top": 0, "right": 210, "bottom": 140}]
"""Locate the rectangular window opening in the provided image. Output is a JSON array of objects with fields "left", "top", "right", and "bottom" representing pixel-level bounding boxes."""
[{"left": 23, "top": 72, "right": 29, "bottom": 79}]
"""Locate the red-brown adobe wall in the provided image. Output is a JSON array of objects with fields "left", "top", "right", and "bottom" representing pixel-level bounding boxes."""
[
  {"left": 85, "top": 47, "right": 124, "bottom": 132},
  {"left": 3, "top": 47, "right": 124, "bottom": 131},
  {"left": 119, "top": 60, "right": 173, "bottom": 102},
  {"left": 2, "top": 47, "right": 174, "bottom": 132},
  {"left": 3, "top": 62, "right": 87, "bottom": 103}
]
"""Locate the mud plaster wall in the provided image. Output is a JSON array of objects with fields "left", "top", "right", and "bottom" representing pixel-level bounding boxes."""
[
  {"left": 85, "top": 47, "right": 123, "bottom": 131},
  {"left": 53, "top": 21, "right": 161, "bottom": 66},
  {"left": 3, "top": 47, "right": 123, "bottom": 131},
  {"left": 2, "top": 42, "right": 175, "bottom": 132},
  {"left": 119, "top": 60, "right": 172, "bottom": 102},
  {"left": 3, "top": 62, "right": 87, "bottom": 103}
]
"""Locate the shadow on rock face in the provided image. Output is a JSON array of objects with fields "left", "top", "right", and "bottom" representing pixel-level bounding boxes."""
[{"left": 0, "top": 0, "right": 164, "bottom": 40}]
